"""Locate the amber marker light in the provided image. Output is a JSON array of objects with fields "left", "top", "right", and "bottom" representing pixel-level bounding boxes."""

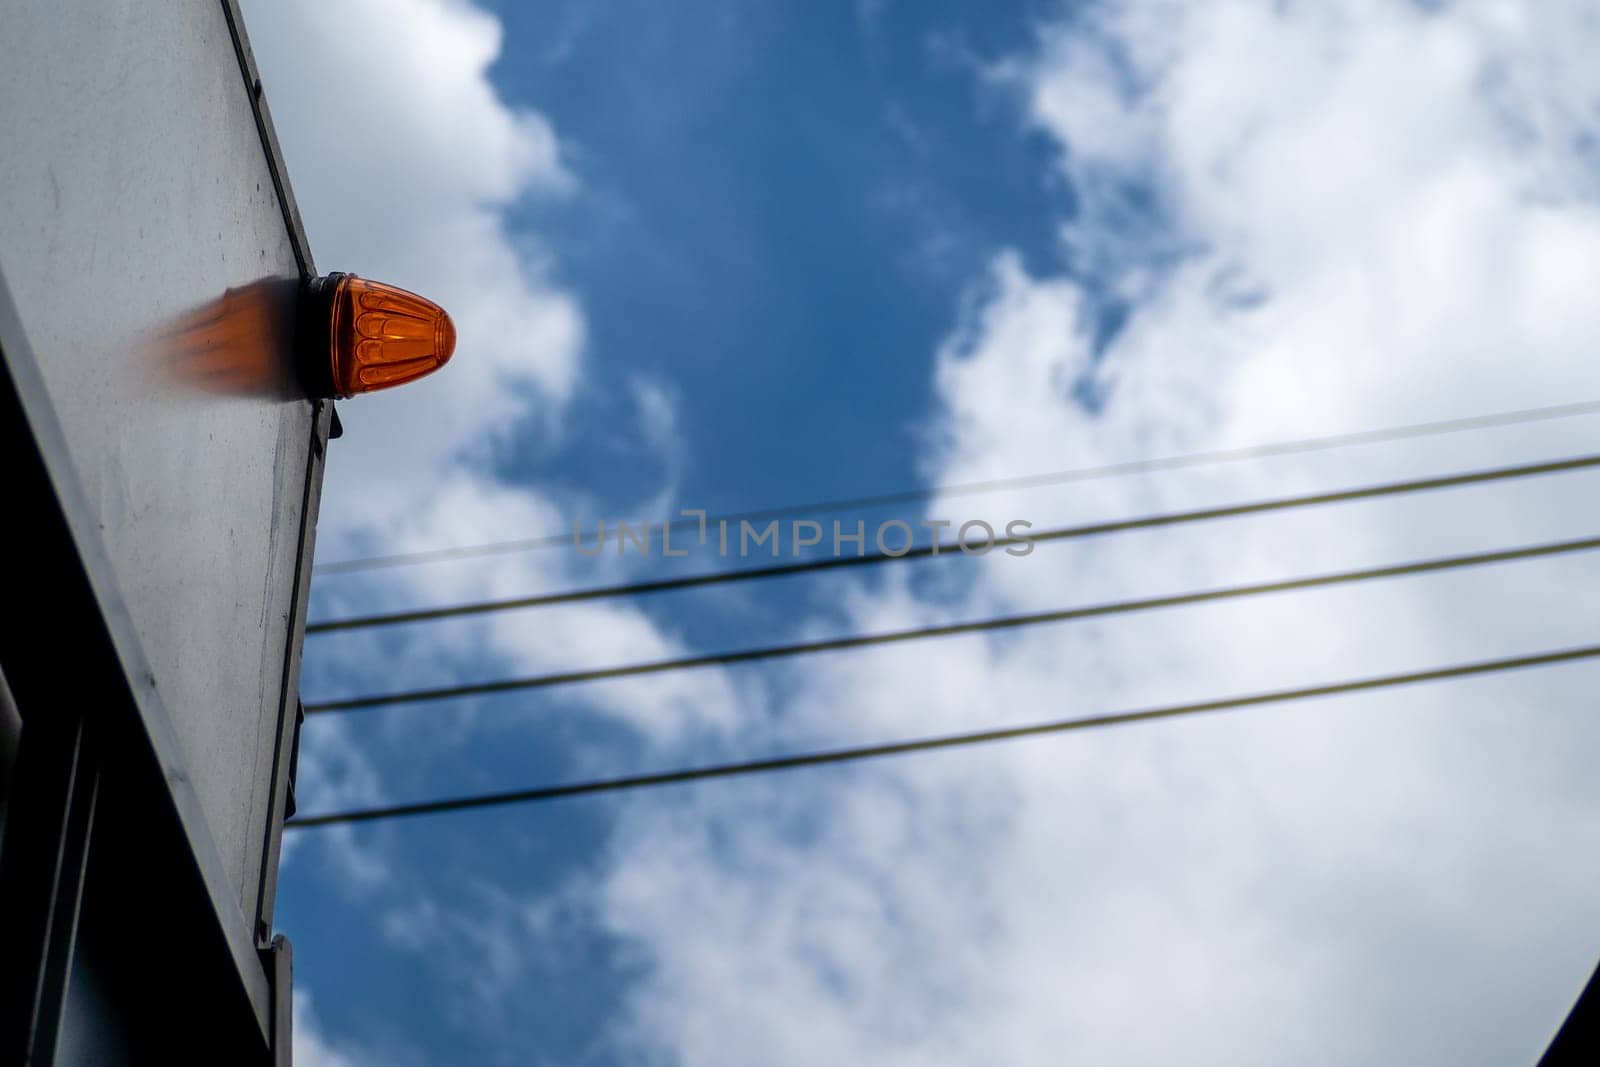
[{"left": 296, "top": 272, "right": 456, "bottom": 398}]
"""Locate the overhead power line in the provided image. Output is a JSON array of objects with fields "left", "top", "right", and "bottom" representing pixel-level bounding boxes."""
[
  {"left": 310, "top": 398, "right": 1600, "bottom": 576},
  {"left": 307, "top": 452, "right": 1600, "bottom": 635},
  {"left": 303, "top": 535, "right": 1600, "bottom": 714},
  {"left": 287, "top": 642, "right": 1600, "bottom": 828}
]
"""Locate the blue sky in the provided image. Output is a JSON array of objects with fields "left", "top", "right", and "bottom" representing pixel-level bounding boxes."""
[
  {"left": 243, "top": 2, "right": 1600, "bottom": 1065},
  {"left": 482, "top": 0, "right": 1068, "bottom": 528},
  {"left": 285, "top": 7, "right": 1073, "bottom": 1060}
]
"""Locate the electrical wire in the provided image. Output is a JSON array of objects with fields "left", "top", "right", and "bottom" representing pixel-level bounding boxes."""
[
  {"left": 286, "top": 642, "right": 1600, "bottom": 827},
  {"left": 307, "top": 452, "right": 1600, "bottom": 634},
  {"left": 302, "top": 534, "right": 1600, "bottom": 713},
  {"left": 310, "top": 398, "right": 1600, "bottom": 576}
]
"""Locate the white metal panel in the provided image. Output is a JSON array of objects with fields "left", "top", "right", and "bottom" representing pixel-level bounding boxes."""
[{"left": 0, "top": 0, "right": 318, "bottom": 918}]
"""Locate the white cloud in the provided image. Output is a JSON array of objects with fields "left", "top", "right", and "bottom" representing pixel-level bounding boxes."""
[
  {"left": 293, "top": 990, "right": 369, "bottom": 1067},
  {"left": 377, "top": 873, "right": 604, "bottom": 1031},
  {"left": 307, "top": 467, "right": 752, "bottom": 749},
  {"left": 249, "top": 0, "right": 1600, "bottom": 1062},
  {"left": 587, "top": 2, "right": 1600, "bottom": 1064},
  {"left": 239, "top": 0, "right": 747, "bottom": 1053},
  {"left": 243, "top": 0, "right": 584, "bottom": 525},
  {"left": 245, "top": 0, "right": 743, "bottom": 749}
]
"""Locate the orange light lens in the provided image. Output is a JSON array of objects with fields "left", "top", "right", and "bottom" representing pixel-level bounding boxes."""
[{"left": 328, "top": 275, "right": 455, "bottom": 397}]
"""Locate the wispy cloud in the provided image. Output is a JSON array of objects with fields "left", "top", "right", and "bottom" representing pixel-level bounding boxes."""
[
  {"left": 244, "top": 0, "right": 583, "bottom": 522},
  {"left": 587, "top": 3, "right": 1600, "bottom": 1063},
  {"left": 246, "top": 0, "right": 751, "bottom": 914},
  {"left": 250, "top": 1, "right": 1600, "bottom": 1062}
]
